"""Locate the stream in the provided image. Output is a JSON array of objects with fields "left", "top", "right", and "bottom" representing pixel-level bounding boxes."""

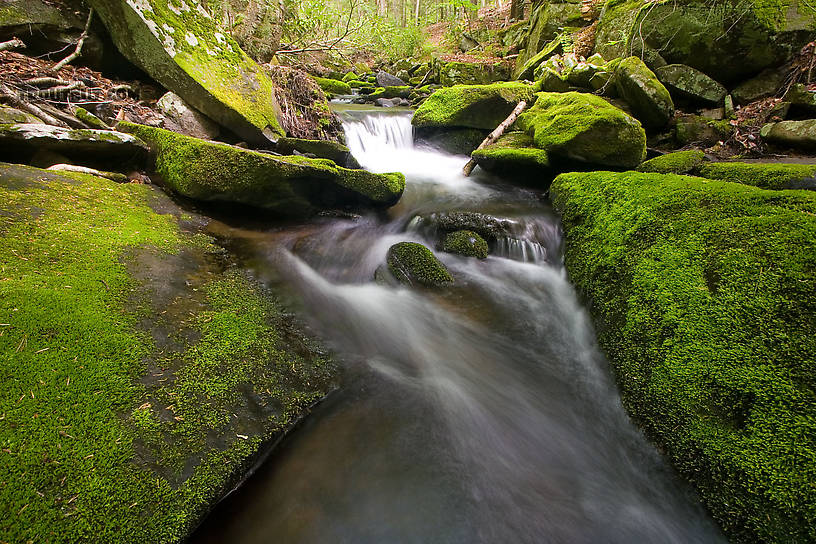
[{"left": 190, "top": 106, "right": 725, "bottom": 543}]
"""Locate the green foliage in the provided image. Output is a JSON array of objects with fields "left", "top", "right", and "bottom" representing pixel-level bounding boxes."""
[{"left": 551, "top": 169, "right": 816, "bottom": 543}]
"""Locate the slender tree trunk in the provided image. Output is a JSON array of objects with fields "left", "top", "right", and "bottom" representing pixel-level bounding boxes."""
[{"left": 415, "top": 0, "right": 420, "bottom": 23}]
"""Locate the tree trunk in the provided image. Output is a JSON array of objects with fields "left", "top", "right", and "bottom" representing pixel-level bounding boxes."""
[
  {"left": 510, "top": 0, "right": 524, "bottom": 20},
  {"left": 462, "top": 100, "right": 528, "bottom": 177}
]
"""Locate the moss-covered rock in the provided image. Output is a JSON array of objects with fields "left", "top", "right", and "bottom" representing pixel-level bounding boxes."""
[
  {"left": 761, "top": 120, "right": 816, "bottom": 150},
  {"left": 785, "top": 83, "right": 816, "bottom": 116},
  {"left": 471, "top": 131, "right": 554, "bottom": 183},
  {"left": 433, "top": 59, "right": 512, "bottom": 86},
  {"left": 274, "top": 137, "right": 360, "bottom": 169},
  {"left": 675, "top": 115, "right": 733, "bottom": 147},
  {"left": 550, "top": 169, "right": 816, "bottom": 543},
  {"left": 0, "top": 123, "right": 148, "bottom": 166},
  {"left": 516, "top": 91, "right": 646, "bottom": 168},
  {"left": 595, "top": 0, "right": 816, "bottom": 85},
  {"left": 514, "top": 1, "right": 589, "bottom": 72},
  {"left": 697, "top": 161, "right": 816, "bottom": 190},
  {"left": 342, "top": 71, "right": 359, "bottom": 82},
  {"left": 614, "top": 56, "right": 674, "bottom": 130},
  {"left": 412, "top": 82, "right": 537, "bottom": 131},
  {"left": 636, "top": 149, "right": 707, "bottom": 174},
  {"left": 654, "top": 64, "right": 727, "bottom": 106},
  {"left": 386, "top": 242, "right": 453, "bottom": 287},
  {"left": 87, "top": 0, "right": 284, "bottom": 145},
  {"left": 513, "top": 37, "right": 563, "bottom": 80},
  {"left": 73, "top": 107, "right": 110, "bottom": 130},
  {"left": 312, "top": 77, "right": 352, "bottom": 97},
  {"left": 414, "top": 127, "right": 489, "bottom": 155},
  {"left": 415, "top": 211, "right": 518, "bottom": 241},
  {"left": 442, "top": 230, "right": 489, "bottom": 259},
  {"left": 0, "top": 162, "right": 337, "bottom": 543},
  {"left": 0, "top": 105, "right": 42, "bottom": 124},
  {"left": 367, "top": 86, "right": 412, "bottom": 100},
  {"left": 119, "top": 122, "right": 404, "bottom": 216}
]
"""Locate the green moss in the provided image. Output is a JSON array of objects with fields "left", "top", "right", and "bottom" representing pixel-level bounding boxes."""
[
  {"left": 471, "top": 131, "right": 553, "bottom": 182},
  {"left": 675, "top": 115, "right": 734, "bottom": 147},
  {"left": 513, "top": 37, "right": 562, "bottom": 80},
  {"left": 0, "top": 161, "right": 337, "bottom": 542},
  {"left": 312, "top": 77, "right": 352, "bottom": 96},
  {"left": 637, "top": 150, "right": 707, "bottom": 174},
  {"left": 386, "top": 242, "right": 453, "bottom": 287},
  {"left": 516, "top": 91, "right": 646, "bottom": 168},
  {"left": 342, "top": 71, "right": 359, "bottom": 82},
  {"left": 433, "top": 59, "right": 512, "bottom": 86},
  {"left": 368, "top": 86, "right": 411, "bottom": 100},
  {"left": 441, "top": 230, "right": 489, "bottom": 259},
  {"left": 412, "top": 82, "right": 536, "bottom": 130},
  {"left": 551, "top": 169, "right": 816, "bottom": 543},
  {"left": 74, "top": 107, "right": 109, "bottom": 130},
  {"left": 614, "top": 56, "right": 674, "bottom": 130},
  {"left": 119, "top": 122, "right": 404, "bottom": 214},
  {"left": 696, "top": 161, "right": 816, "bottom": 190}
]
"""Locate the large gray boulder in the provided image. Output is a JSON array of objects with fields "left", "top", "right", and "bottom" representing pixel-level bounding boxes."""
[
  {"left": 156, "top": 92, "right": 220, "bottom": 140},
  {"left": 87, "top": 0, "right": 284, "bottom": 146},
  {"left": 0, "top": 123, "right": 148, "bottom": 162},
  {"left": 654, "top": 64, "right": 727, "bottom": 106},
  {"left": 615, "top": 57, "right": 674, "bottom": 130}
]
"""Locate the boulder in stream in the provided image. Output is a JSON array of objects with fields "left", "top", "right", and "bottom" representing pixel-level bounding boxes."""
[
  {"left": 441, "top": 230, "right": 489, "bottom": 259},
  {"left": 119, "top": 122, "right": 404, "bottom": 217},
  {"left": 516, "top": 92, "right": 647, "bottom": 169},
  {"left": 470, "top": 131, "right": 554, "bottom": 183},
  {"left": 86, "top": 0, "right": 284, "bottom": 146},
  {"left": 386, "top": 242, "right": 454, "bottom": 287},
  {"left": 376, "top": 71, "right": 408, "bottom": 87},
  {"left": 412, "top": 82, "right": 537, "bottom": 131},
  {"left": 274, "top": 137, "right": 361, "bottom": 169}
]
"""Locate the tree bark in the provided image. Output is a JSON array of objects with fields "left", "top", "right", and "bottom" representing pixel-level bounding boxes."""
[{"left": 462, "top": 100, "right": 528, "bottom": 177}]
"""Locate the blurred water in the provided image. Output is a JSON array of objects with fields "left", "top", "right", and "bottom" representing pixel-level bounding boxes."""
[{"left": 190, "top": 110, "right": 725, "bottom": 544}]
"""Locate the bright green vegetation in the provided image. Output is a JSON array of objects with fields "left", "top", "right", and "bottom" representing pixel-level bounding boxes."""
[
  {"left": 87, "top": 0, "right": 284, "bottom": 143},
  {"left": 441, "top": 230, "right": 489, "bottom": 259},
  {"left": 637, "top": 150, "right": 706, "bottom": 174},
  {"left": 386, "top": 242, "right": 453, "bottom": 287},
  {"left": 551, "top": 170, "right": 816, "bottom": 543},
  {"left": 513, "top": 37, "right": 562, "bottom": 80},
  {"left": 675, "top": 115, "right": 733, "bottom": 147},
  {"left": 696, "top": 162, "right": 816, "bottom": 190},
  {"left": 312, "top": 77, "right": 352, "bottom": 96},
  {"left": 614, "top": 56, "right": 674, "bottom": 130},
  {"left": 0, "top": 162, "right": 336, "bottom": 542},
  {"left": 412, "top": 82, "right": 536, "bottom": 131},
  {"left": 471, "top": 131, "right": 553, "bottom": 182},
  {"left": 73, "top": 107, "right": 109, "bottom": 130},
  {"left": 368, "top": 86, "right": 411, "bottom": 100},
  {"left": 119, "top": 122, "right": 404, "bottom": 215},
  {"left": 516, "top": 92, "right": 646, "bottom": 168},
  {"left": 433, "top": 59, "right": 512, "bottom": 87},
  {"left": 274, "top": 137, "right": 359, "bottom": 169}
]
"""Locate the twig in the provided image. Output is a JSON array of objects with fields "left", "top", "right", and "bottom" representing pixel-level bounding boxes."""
[
  {"left": 463, "top": 100, "right": 528, "bottom": 176},
  {"left": 53, "top": 9, "right": 94, "bottom": 72},
  {"left": 24, "top": 77, "right": 70, "bottom": 88},
  {"left": 0, "top": 38, "right": 25, "bottom": 52},
  {"left": 32, "top": 82, "right": 84, "bottom": 99}
]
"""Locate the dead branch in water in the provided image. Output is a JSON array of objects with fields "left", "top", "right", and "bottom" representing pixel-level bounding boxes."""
[{"left": 463, "top": 100, "right": 528, "bottom": 177}]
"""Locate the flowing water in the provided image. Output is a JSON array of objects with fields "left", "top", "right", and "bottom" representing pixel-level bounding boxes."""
[{"left": 190, "top": 107, "right": 725, "bottom": 543}]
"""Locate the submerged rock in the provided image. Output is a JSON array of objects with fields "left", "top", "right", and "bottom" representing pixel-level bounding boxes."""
[
  {"left": 654, "top": 64, "right": 727, "bottom": 106},
  {"left": 415, "top": 211, "right": 519, "bottom": 241},
  {"left": 119, "top": 122, "right": 404, "bottom": 217},
  {"left": 614, "top": 57, "right": 674, "bottom": 130},
  {"left": 386, "top": 242, "right": 453, "bottom": 287},
  {"left": 442, "top": 230, "right": 489, "bottom": 259},
  {"left": 412, "top": 82, "right": 537, "bottom": 131},
  {"left": 516, "top": 92, "right": 646, "bottom": 169},
  {"left": 550, "top": 169, "right": 816, "bottom": 543},
  {"left": 87, "top": 0, "right": 284, "bottom": 145}
]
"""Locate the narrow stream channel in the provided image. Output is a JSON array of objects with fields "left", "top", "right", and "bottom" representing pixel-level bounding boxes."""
[{"left": 190, "top": 107, "right": 725, "bottom": 543}]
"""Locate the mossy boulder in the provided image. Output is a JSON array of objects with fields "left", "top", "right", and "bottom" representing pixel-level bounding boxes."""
[
  {"left": 367, "top": 86, "right": 412, "bottom": 100},
  {"left": 119, "top": 122, "right": 404, "bottom": 217},
  {"left": 614, "top": 56, "right": 674, "bottom": 130},
  {"left": 471, "top": 131, "right": 554, "bottom": 183},
  {"left": 412, "top": 82, "right": 537, "bottom": 131},
  {"left": 342, "top": 71, "right": 359, "bottom": 82},
  {"left": 386, "top": 242, "right": 454, "bottom": 287},
  {"left": 313, "top": 77, "right": 352, "bottom": 97},
  {"left": 785, "top": 83, "right": 816, "bottom": 116},
  {"left": 595, "top": 0, "right": 816, "bottom": 85},
  {"left": 697, "top": 161, "right": 816, "bottom": 190},
  {"left": 414, "top": 127, "right": 489, "bottom": 155},
  {"left": 0, "top": 105, "right": 42, "bottom": 124},
  {"left": 73, "top": 107, "right": 110, "bottom": 130},
  {"left": 516, "top": 91, "right": 647, "bottom": 168},
  {"left": 433, "top": 59, "right": 512, "bottom": 86},
  {"left": 550, "top": 169, "right": 816, "bottom": 543},
  {"left": 761, "top": 120, "right": 816, "bottom": 150},
  {"left": 675, "top": 115, "right": 733, "bottom": 147},
  {"left": 87, "top": 0, "right": 284, "bottom": 145},
  {"left": 415, "top": 211, "right": 519, "bottom": 241},
  {"left": 513, "top": 37, "right": 562, "bottom": 80},
  {"left": 514, "top": 1, "right": 590, "bottom": 72},
  {"left": 0, "top": 162, "right": 337, "bottom": 543},
  {"left": 636, "top": 149, "right": 707, "bottom": 174},
  {"left": 0, "top": 123, "right": 148, "bottom": 166},
  {"left": 442, "top": 230, "right": 489, "bottom": 259},
  {"left": 274, "top": 137, "right": 360, "bottom": 169},
  {"left": 654, "top": 64, "right": 727, "bottom": 106}
]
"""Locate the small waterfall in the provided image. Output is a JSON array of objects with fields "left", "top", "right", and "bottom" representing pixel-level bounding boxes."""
[
  {"left": 342, "top": 112, "right": 414, "bottom": 153},
  {"left": 494, "top": 237, "right": 548, "bottom": 264}
]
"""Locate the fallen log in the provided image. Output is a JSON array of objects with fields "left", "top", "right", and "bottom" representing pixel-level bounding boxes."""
[
  {"left": 0, "top": 38, "right": 25, "bottom": 52},
  {"left": 463, "top": 100, "right": 528, "bottom": 177}
]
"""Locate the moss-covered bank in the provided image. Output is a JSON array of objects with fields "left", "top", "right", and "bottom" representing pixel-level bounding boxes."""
[
  {"left": 550, "top": 170, "right": 816, "bottom": 543},
  {"left": 0, "top": 163, "right": 337, "bottom": 542}
]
